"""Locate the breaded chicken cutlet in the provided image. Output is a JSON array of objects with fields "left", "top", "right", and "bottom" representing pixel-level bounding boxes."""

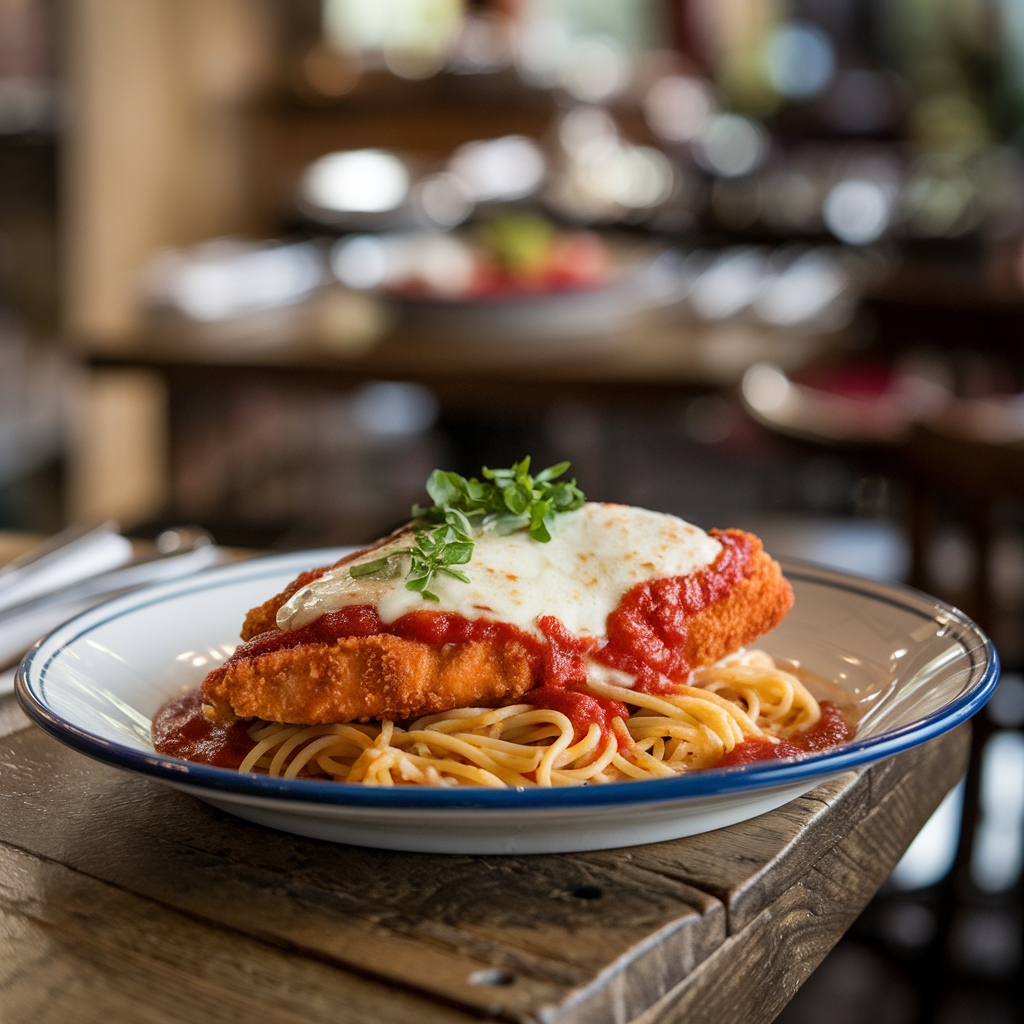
[{"left": 201, "top": 514, "right": 793, "bottom": 727}]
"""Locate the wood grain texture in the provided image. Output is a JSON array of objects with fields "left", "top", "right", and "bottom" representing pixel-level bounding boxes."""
[
  {"left": 0, "top": 706, "right": 969, "bottom": 1024},
  {"left": 582, "top": 731, "right": 944, "bottom": 935},
  {"left": 0, "top": 841, "right": 478, "bottom": 1024},
  {"left": 631, "top": 722, "right": 970, "bottom": 1024}
]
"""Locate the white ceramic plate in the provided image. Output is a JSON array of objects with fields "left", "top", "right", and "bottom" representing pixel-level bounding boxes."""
[{"left": 16, "top": 551, "right": 997, "bottom": 855}]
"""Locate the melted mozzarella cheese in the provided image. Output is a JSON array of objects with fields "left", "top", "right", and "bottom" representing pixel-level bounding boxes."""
[{"left": 276, "top": 503, "right": 722, "bottom": 638}]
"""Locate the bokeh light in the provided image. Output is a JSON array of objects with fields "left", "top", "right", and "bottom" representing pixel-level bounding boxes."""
[
  {"left": 742, "top": 363, "right": 792, "bottom": 413},
  {"left": 413, "top": 172, "right": 474, "bottom": 228},
  {"left": 349, "top": 381, "right": 438, "bottom": 438},
  {"left": 689, "top": 248, "right": 766, "bottom": 319},
  {"left": 330, "top": 235, "right": 390, "bottom": 290},
  {"left": 753, "top": 250, "right": 848, "bottom": 326},
  {"left": 448, "top": 13, "right": 512, "bottom": 75},
  {"left": 823, "top": 178, "right": 891, "bottom": 244},
  {"left": 598, "top": 145, "right": 673, "bottom": 209},
  {"left": 900, "top": 156, "right": 979, "bottom": 238},
  {"left": 763, "top": 21, "right": 836, "bottom": 100},
  {"left": 643, "top": 75, "right": 716, "bottom": 144},
  {"left": 558, "top": 105, "right": 618, "bottom": 152},
  {"left": 559, "top": 36, "right": 631, "bottom": 103},
  {"left": 150, "top": 242, "right": 324, "bottom": 322},
  {"left": 448, "top": 135, "right": 546, "bottom": 202},
  {"left": 569, "top": 136, "right": 673, "bottom": 214},
  {"left": 693, "top": 114, "right": 767, "bottom": 178},
  {"left": 972, "top": 731, "right": 1024, "bottom": 893},
  {"left": 330, "top": 232, "right": 476, "bottom": 295},
  {"left": 323, "top": 0, "right": 461, "bottom": 81},
  {"left": 302, "top": 150, "right": 411, "bottom": 214}
]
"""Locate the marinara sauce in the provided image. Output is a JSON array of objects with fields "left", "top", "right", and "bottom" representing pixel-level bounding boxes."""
[
  {"left": 714, "top": 701, "right": 854, "bottom": 767},
  {"left": 152, "top": 689, "right": 255, "bottom": 769},
  {"left": 594, "top": 530, "right": 756, "bottom": 694}
]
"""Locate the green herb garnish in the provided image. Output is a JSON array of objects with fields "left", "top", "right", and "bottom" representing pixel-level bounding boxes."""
[{"left": 349, "top": 458, "right": 585, "bottom": 601}]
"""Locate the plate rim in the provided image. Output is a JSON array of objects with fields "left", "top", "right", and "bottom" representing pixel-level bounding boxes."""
[{"left": 15, "top": 550, "right": 998, "bottom": 812}]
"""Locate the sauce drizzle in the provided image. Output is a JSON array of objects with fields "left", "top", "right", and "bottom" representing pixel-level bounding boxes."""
[{"left": 595, "top": 530, "right": 756, "bottom": 693}]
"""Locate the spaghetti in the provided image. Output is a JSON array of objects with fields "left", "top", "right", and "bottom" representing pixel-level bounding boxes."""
[{"left": 217, "top": 649, "right": 843, "bottom": 787}]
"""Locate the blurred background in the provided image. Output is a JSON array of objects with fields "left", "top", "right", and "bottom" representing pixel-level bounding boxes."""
[{"left": 3, "top": 0, "right": 1024, "bottom": 1019}]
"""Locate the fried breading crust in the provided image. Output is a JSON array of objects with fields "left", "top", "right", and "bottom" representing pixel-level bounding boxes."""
[
  {"left": 208, "top": 536, "right": 791, "bottom": 725},
  {"left": 202, "top": 633, "right": 538, "bottom": 724},
  {"left": 682, "top": 540, "right": 792, "bottom": 669}
]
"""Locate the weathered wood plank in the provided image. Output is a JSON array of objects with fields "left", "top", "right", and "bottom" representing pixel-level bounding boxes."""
[
  {"left": 579, "top": 769, "right": 868, "bottom": 934},
  {"left": 0, "top": 840, "right": 479, "bottom": 1024},
  {"left": 582, "top": 724, "right": 961, "bottom": 934},
  {"left": 0, "top": 726, "right": 721, "bottom": 1024},
  {"left": 628, "top": 724, "right": 970, "bottom": 1024}
]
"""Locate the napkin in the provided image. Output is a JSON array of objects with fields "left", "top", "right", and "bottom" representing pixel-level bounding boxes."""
[
  {"left": 0, "top": 537, "right": 222, "bottom": 681},
  {"left": 0, "top": 528, "right": 134, "bottom": 613}
]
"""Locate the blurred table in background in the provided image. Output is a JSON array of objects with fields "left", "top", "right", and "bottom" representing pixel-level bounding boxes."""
[
  {"left": 68, "top": 315, "right": 843, "bottom": 544},
  {"left": 81, "top": 314, "right": 838, "bottom": 410}
]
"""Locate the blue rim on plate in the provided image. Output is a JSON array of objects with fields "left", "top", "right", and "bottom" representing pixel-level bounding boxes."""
[{"left": 15, "top": 551, "right": 999, "bottom": 811}]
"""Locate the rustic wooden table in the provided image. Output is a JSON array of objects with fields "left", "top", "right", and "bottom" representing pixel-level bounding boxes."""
[{"left": 0, "top": 692, "right": 968, "bottom": 1024}]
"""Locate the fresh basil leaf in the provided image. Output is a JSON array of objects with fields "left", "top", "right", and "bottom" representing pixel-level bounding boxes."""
[
  {"left": 529, "top": 500, "right": 552, "bottom": 542},
  {"left": 501, "top": 482, "right": 528, "bottom": 515},
  {"left": 465, "top": 479, "right": 488, "bottom": 501},
  {"left": 441, "top": 541, "right": 473, "bottom": 565},
  {"left": 530, "top": 520, "right": 551, "bottom": 543},
  {"left": 404, "top": 458, "right": 585, "bottom": 600},
  {"left": 445, "top": 507, "right": 474, "bottom": 538},
  {"left": 425, "top": 469, "right": 462, "bottom": 507},
  {"left": 486, "top": 512, "right": 530, "bottom": 535},
  {"left": 534, "top": 461, "right": 570, "bottom": 484}
]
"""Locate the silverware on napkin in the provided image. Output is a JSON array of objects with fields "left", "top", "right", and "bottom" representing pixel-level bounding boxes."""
[
  {"left": 0, "top": 526, "right": 222, "bottom": 687},
  {"left": 0, "top": 522, "right": 134, "bottom": 613}
]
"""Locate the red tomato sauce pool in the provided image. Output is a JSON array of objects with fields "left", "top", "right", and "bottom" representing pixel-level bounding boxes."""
[
  {"left": 714, "top": 701, "right": 854, "bottom": 767},
  {"left": 152, "top": 689, "right": 255, "bottom": 769}
]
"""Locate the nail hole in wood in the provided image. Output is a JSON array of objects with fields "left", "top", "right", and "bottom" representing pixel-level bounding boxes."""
[
  {"left": 570, "top": 885, "right": 603, "bottom": 900},
  {"left": 469, "top": 968, "right": 515, "bottom": 987}
]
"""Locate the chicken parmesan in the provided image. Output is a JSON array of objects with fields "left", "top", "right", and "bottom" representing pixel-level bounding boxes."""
[{"left": 153, "top": 460, "right": 853, "bottom": 786}]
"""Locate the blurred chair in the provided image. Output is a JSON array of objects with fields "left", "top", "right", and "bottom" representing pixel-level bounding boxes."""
[{"left": 901, "top": 423, "right": 1024, "bottom": 636}]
